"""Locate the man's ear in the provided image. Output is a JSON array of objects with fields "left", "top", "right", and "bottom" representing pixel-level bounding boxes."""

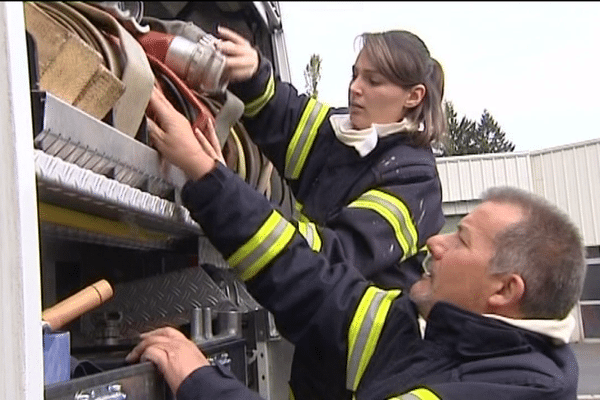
[
  {"left": 487, "top": 274, "right": 525, "bottom": 316},
  {"left": 405, "top": 84, "right": 426, "bottom": 108}
]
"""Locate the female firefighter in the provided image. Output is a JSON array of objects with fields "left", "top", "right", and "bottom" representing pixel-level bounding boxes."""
[{"left": 215, "top": 26, "right": 447, "bottom": 289}]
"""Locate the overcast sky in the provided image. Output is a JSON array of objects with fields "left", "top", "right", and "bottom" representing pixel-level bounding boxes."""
[{"left": 278, "top": 2, "right": 600, "bottom": 152}]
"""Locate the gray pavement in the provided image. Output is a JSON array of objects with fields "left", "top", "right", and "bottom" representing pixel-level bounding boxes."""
[{"left": 573, "top": 342, "right": 600, "bottom": 397}]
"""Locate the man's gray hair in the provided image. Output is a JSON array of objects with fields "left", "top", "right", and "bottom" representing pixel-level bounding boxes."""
[{"left": 482, "top": 186, "right": 586, "bottom": 319}]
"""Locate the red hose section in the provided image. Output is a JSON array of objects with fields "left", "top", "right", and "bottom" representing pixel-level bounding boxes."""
[{"left": 144, "top": 51, "right": 215, "bottom": 136}]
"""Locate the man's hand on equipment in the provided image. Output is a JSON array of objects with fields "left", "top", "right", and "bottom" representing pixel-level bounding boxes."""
[{"left": 126, "top": 327, "right": 210, "bottom": 395}]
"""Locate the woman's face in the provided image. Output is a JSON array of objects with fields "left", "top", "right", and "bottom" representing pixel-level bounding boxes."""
[{"left": 348, "top": 51, "right": 413, "bottom": 130}]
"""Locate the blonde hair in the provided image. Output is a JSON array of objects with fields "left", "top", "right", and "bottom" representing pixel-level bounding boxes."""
[{"left": 357, "top": 30, "right": 446, "bottom": 147}]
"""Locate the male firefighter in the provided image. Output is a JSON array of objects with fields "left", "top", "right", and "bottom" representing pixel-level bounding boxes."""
[{"left": 127, "top": 87, "right": 585, "bottom": 400}]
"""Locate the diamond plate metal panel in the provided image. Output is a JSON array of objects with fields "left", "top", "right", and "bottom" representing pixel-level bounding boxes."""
[{"left": 81, "top": 266, "right": 236, "bottom": 342}]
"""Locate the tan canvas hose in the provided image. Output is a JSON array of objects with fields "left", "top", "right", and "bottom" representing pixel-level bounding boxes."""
[{"left": 70, "top": 2, "right": 154, "bottom": 138}]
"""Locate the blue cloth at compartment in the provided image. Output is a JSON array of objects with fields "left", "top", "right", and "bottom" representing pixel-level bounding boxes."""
[{"left": 43, "top": 331, "right": 70, "bottom": 385}]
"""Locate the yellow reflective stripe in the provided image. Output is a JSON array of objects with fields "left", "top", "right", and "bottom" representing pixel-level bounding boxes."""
[
  {"left": 388, "top": 387, "right": 442, "bottom": 400},
  {"left": 231, "top": 128, "right": 246, "bottom": 180},
  {"left": 347, "top": 287, "right": 380, "bottom": 385},
  {"left": 244, "top": 72, "right": 275, "bottom": 117},
  {"left": 297, "top": 221, "right": 311, "bottom": 244},
  {"left": 348, "top": 190, "right": 418, "bottom": 262},
  {"left": 285, "top": 98, "right": 330, "bottom": 179},
  {"left": 288, "top": 385, "right": 295, "bottom": 400},
  {"left": 347, "top": 287, "right": 401, "bottom": 391},
  {"left": 310, "top": 222, "right": 322, "bottom": 251},
  {"left": 227, "top": 210, "right": 295, "bottom": 281},
  {"left": 293, "top": 201, "right": 305, "bottom": 221},
  {"left": 297, "top": 220, "right": 322, "bottom": 252}
]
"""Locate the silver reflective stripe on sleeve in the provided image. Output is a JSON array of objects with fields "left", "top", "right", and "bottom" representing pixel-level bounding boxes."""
[
  {"left": 284, "top": 98, "right": 330, "bottom": 179},
  {"left": 244, "top": 71, "right": 275, "bottom": 117},
  {"left": 348, "top": 190, "right": 418, "bottom": 262},
  {"left": 227, "top": 210, "right": 295, "bottom": 281},
  {"left": 297, "top": 220, "right": 322, "bottom": 252},
  {"left": 346, "top": 286, "right": 401, "bottom": 392}
]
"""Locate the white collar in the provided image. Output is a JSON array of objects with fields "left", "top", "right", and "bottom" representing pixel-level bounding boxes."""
[
  {"left": 417, "top": 313, "right": 576, "bottom": 345},
  {"left": 329, "top": 114, "right": 419, "bottom": 157},
  {"left": 484, "top": 313, "right": 576, "bottom": 345}
]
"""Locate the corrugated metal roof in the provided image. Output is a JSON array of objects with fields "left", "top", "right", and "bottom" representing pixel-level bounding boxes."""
[{"left": 436, "top": 138, "right": 600, "bottom": 246}]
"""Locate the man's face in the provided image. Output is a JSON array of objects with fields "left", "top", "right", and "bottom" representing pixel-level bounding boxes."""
[{"left": 409, "top": 201, "right": 524, "bottom": 318}]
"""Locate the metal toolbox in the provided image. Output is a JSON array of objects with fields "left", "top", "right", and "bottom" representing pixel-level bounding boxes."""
[
  {"left": 45, "top": 336, "right": 248, "bottom": 400},
  {"left": 44, "top": 339, "right": 247, "bottom": 400},
  {"left": 45, "top": 362, "right": 167, "bottom": 400}
]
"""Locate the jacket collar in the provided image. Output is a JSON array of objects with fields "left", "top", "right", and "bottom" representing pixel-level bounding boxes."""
[
  {"left": 423, "top": 302, "right": 573, "bottom": 358},
  {"left": 484, "top": 313, "right": 576, "bottom": 345}
]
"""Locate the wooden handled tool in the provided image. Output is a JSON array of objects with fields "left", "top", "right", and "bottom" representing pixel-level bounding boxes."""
[{"left": 42, "top": 279, "right": 114, "bottom": 332}]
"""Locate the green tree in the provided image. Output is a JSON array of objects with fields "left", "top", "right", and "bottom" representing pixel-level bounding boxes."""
[
  {"left": 441, "top": 101, "right": 515, "bottom": 156},
  {"left": 304, "top": 54, "right": 322, "bottom": 99}
]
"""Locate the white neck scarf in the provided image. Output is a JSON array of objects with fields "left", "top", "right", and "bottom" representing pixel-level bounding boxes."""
[{"left": 329, "top": 114, "right": 420, "bottom": 157}]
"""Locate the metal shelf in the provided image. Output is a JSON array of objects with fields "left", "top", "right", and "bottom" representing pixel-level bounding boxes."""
[
  {"left": 33, "top": 91, "right": 187, "bottom": 198},
  {"left": 32, "top": 91, "right": 202, "bottom": 249},
  {"left": 35, "top": 149, "right": 201, "bottom": 249}
]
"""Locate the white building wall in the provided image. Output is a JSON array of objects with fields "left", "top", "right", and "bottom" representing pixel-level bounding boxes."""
[
  {"left": 437, "top": 151, "right": 533, "bottom": 217},
  {"left": 530, "top": 140, "right": 600, "bottom": 246},
  {"left": 437, "top": 138, "right": 600, "bottom": 247}
]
